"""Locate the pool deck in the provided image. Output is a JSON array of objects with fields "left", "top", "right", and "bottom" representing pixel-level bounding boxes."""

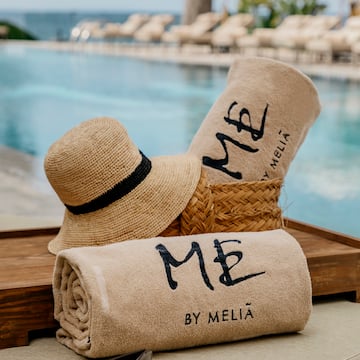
[{"left": 0, "top": 145, "right": 63, "bottom": 231}]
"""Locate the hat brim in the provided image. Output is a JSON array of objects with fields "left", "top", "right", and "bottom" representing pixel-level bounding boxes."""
[{"left": 48, "top": 154, "right": 201, "bottom": 254}]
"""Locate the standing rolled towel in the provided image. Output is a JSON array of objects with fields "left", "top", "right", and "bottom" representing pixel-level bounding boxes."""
[
  {"left": 188, "top": 56, "right": 321, "bottom": 183},
  {"left": 53, "top": 229, "right": 312, "bottom": 358}
]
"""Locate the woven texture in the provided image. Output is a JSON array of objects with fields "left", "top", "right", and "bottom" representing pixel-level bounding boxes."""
[
  {"left": 160, "top": 169, "right": 283, "bottom": 237},
  {"left": 44, "top": 117, "right": 202, "bottom": 254}
]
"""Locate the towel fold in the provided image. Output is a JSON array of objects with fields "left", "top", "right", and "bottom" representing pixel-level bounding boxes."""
[
  {"left": 188, "top": 56, "right": 321, "bottom": 183},
  {"left": 53, "top": 229, "right": 312, "bottom": 358}
]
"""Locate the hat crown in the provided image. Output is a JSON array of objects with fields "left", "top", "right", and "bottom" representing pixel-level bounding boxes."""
[{"left": 44, "top": 117, "right": 142, "bottom": 206}]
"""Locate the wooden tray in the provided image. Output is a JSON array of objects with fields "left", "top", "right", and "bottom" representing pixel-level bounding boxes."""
[{"left": 1, "top": 219, "right": 360, "bottom": 350}]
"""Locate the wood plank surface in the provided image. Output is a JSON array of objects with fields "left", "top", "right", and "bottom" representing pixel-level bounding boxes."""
[
  {"left": 0, "top": 285, "right": 58, "bottom": 348},
  {"left": 0, "top": 220, "right": 359, "bottom": 349},
  {"left": 0, "top": 229, "right": 57, "bottom": 289},
  {"left": 285, "top": 218, "right": 360, "bottom": 250},
  {"left": 285, "top": 218, "right": 360, "bottom": 302},
  {"left": 0, "top": 229, "right": 58, "bottom": 349}
]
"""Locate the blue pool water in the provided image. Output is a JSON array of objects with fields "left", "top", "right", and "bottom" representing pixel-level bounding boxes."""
[{"left": 0, "top": 45, "right": 359, "bottom": 238}]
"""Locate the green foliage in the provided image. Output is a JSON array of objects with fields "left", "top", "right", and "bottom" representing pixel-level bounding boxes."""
[
  {"left": 0, "top": 21, "right": 37, "bottom": 40},
  {"left": 238, "top": 0, "right": 327, "bottom": 28},
  {"left": 278, "top": 0, "right": 326, "bottom": 15}
]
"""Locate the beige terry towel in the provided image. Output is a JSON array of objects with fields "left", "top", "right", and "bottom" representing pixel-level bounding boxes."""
[
  {"left": 53, "top": 229, "right": 312, "bottom": 358},
  {"left": 188, "top": 56, "right": 321, "bottom": 183}
]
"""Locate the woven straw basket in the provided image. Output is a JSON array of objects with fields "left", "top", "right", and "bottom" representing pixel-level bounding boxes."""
[{"left": 160, "top": 170, "right": 283, "bottom": 237}]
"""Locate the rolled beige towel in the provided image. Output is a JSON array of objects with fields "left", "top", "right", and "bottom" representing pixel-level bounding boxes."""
[
  {"left": 53, "top": 229, "right": 312, "bottom": 358},
  {"left": 188, "top": 56, "right": 321, "bottom": 183}
]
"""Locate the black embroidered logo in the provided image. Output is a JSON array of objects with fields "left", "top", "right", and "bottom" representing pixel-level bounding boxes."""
[
  {"left": 213, "top": 239, "right": 265, "bottom": 286},
  {"left": 184, "top": 303, "right": 254, "bottom": 326},
  {"left": 156, "top": 241, "right": 213, "bottom": 290},
  {"left": 261, "top": 129, "right": 291, "bottom": 180},
  {"left": 156, "top": 238, "right": 266, "bottom": 291},
  {"left": 203, "top": 101, "right": 269, "bottom": 179}
]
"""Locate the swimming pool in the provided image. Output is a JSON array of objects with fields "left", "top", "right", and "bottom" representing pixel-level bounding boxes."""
[{"left": 0, "top": 45, "right": 359, "bottom": 237}]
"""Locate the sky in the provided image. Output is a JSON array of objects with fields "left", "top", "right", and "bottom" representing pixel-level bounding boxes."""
[{"left": 0, "top": 0, "right": 344, "bottom": 15}]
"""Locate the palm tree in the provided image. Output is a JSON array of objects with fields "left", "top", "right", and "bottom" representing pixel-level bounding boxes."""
[
  {"left": 238, "top": 0, "right": 326, "bottom": 28},
  {"left": 278, "top": 0, "right": 326, "bottom": 15},
  {"left": 238, "top": 0, "right": 279, "bottom": 27}
]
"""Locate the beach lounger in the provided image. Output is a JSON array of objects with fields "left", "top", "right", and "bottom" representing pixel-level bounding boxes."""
[
  {"left": 133, "top": 14, "right": 174, "bottom": 43},
  {"left": 100, "top": 14, "right": 150, "bottom": 39},
  {"left": 351, "top": 39, "right": 360, "bottom": 63},
  {"left": 306, "top": 16, "right": 360, "bottom": 62},
  {"left": 236, "top": 15, "right": 311, "bottom": 54},
  {"left": 211, "top": 13, "right": 254, "bottom": 51},
  {"left": 161, "top": 12, "right": 221, "bottom": 47},
  {"left": 272, "top": 15, "right": 341, "bottom": 60}
]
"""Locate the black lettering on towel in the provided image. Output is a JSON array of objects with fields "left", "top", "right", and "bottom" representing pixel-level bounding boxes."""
[
  {"left": 203, "top": 101, "right": 269, "bottom": 179},
  {"left": 213, "top": 239, "right": 266, "bottom": 286},
  {"left": 156, "top": 238, "right": 266, "bottom": 291},
  {"left": 156, "top": 242, "right": 214, "bottom": 290}
]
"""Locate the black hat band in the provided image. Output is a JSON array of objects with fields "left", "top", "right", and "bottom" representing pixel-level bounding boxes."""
[{"left": 65, "top": 151, "right": 151, "bottom": 215}]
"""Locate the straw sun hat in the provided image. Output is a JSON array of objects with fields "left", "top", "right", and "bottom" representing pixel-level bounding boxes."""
[{"left": 45, "top": 117, "right": 201, "bottom": 254}]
